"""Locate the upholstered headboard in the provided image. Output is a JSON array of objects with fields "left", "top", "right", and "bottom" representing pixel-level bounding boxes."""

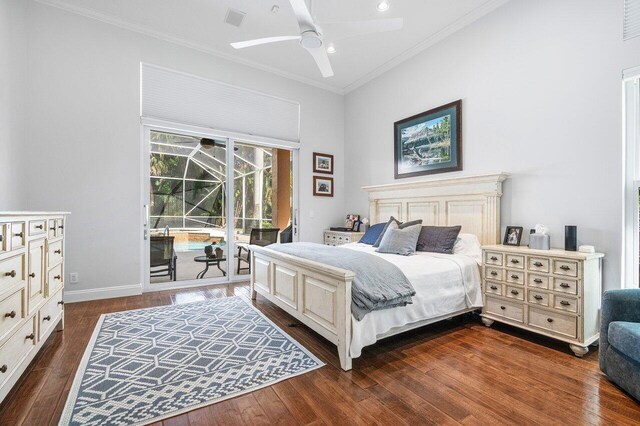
[{"left": 362, "top": 173, "right": 508, "bottom": 245}]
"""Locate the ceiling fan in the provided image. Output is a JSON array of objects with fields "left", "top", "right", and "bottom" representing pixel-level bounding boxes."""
[{"left": 230, "top": 0, "right": 403, "bottom": 78}]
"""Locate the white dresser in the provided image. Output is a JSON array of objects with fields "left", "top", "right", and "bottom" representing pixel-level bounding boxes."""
[
  {"left": 0, "top": 212, "right": 68, "bottom": 402},
  {"left": 323, "top": 230, "right": 364, "bottom": 246},
  {"left": 480, "top": 245, "right": 604, "bottom": 357}
]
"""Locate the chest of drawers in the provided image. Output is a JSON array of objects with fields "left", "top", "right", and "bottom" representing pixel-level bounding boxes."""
[
  {"left": 480, "top": 245, "right": 604, "bottom": 357},
  {"left": 0, "top": 212, "right": 68, "bottom": 402},
  {"left": 323, "top": 230, "right": 365, "bottom": 246}
]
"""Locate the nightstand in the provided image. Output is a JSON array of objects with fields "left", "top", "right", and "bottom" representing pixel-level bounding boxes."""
[{"left": 323, "top": 230, "right": 364, "bottom": 246}]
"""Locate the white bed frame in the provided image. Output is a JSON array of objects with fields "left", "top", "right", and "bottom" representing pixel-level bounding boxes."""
[{"left": 250, "top": 173, "right": 508, "bottom": 370}]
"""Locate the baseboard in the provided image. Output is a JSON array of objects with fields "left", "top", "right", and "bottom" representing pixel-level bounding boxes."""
[{"left": 63, "top": 283, "right": 143, "bottom": 303}]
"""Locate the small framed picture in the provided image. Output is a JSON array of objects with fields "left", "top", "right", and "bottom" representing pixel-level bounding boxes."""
[
  {"left": 345, "top": 214, "right": 360, "bottom": 231},
  {"left": 313, "top": 176, "right": 334, "bottom": 197},
  {"left": 503, "top": 226, "right": 524, "bottom": 246},
  {"left": 313, "top": 152, "right": 334, "bottom": 174}
]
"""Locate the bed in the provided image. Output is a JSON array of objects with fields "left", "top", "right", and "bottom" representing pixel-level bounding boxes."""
[{"left": 250, "top": 173, "right": 508, "bottom": 370}]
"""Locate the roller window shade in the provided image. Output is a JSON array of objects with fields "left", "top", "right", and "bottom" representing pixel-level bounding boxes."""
[
  {"left": 625, "top": 0, "right": 640, "bottom": 41},
  {"left": 141, "top": 64, "right": 300, "bottom": 142}
]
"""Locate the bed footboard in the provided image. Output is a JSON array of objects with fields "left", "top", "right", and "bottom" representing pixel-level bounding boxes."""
[{"left": 250, "top": 245, "right": 355, "bottom": 371}]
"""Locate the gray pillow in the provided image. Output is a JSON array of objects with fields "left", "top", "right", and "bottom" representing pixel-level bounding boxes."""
[
  {"left": 375, "top": 221, "right": 423, "bottom": 256},
  {"left": 416, "top": 225, "right": 462, "bottom": 254},
  {"left": 373, "top": 216, "right": 423, "bottom": 248}
]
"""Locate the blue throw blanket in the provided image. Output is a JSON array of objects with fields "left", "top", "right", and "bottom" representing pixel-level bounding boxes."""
[{"left": 265, "top": 243, "right": 415, "bottom": 320}]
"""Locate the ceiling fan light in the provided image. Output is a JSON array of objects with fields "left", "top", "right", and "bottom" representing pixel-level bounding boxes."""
[
  {"left": 376, "top": 1, "right": 390, "bottom": 12},
  {"left": 326, "top": 45, "right": 336, "bottom": 54}
]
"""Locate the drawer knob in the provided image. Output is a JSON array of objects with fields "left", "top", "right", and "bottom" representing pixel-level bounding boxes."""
[
  {"left": 54, "top": 275, "right": 61, "bottom": 280},
  {"left": 490, "top": 256, "right": 498, "bottom": 261},
  {"left": 490, "top": 271, "right": 498, "bottom": 276},
  {"left": 58, "top": 225, "right": 64, "bottom": 230},
  {"left": 534, "top": 295, "right": 543, "bottom": 300},
  {"left": 4, "top": 311, "right": 16, "bottom": 318},
  {"left": 510, "top": 259, "right": 520, "bottom": 264},
  {"left": 560, "top": 301, "right": 571, "bottom": 306},
  {"left": 54, "top": 249, "right": 62, "bottom": 254},
  {"left": 43, "top": 315, "right": 51, "bottom": 321},
  {"left": 533, "top": 262, "right": 543, "bottom": 267},
  {"left": 490, "top": 285, "right": 498, "bottom": 290},
  {"left": 510, "top": 290, "right": 519, "bottom": 295},
  {"left": 510, "top": 274, "right": 519, "bottom": 279},
  {"left": 0, "top": 365, "right": 6, "bottom": 373},
  {"left": 13, "top": 232, "right": 23, "bottom": 238},
  {"left": 4, "top": 270, "right": 16, "bottom": 278},
  {"left": 560, "top": 265, "right": 571, "bottom": 271},
  {"left": 57, "top": 300, "right": 64, "bottom": 306},
  {"left": 547, "top": 318, "right": 554, "bottom": 323},
  {"left": 560, "top": 283, "right": 570, "bottom": 288},
  {"left": 533, "top": 278, "right": 543, "bottom": 283},
  {"left": 49, "top": 227, "right": 56, "bottom": 231},
  {"left": 35, "top": 225, "right": 43, "bottom": 230},
  {"left": 26, "top": 333, "right": 35, "bottom": 340},
  {"left": 500, "top": 306, "right": 506, "bottom": 310},
  {"left": 29, "top": 273, "right": 36, "bottom": 278}
]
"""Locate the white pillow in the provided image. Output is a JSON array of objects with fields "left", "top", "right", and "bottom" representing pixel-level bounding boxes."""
[{"left": 453, "top": 233, "right": 482, "bottom": 264}]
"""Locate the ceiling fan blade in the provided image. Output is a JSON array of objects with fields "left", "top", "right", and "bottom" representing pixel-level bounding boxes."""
[
  {"left": 306, "top": 46, "right": 334, "bottom": 78},
  {"left": 288, "top": 0, "right": 316, "bottom": 31},
  {"left": 321, "top": 18, "right": 403, "bottom": 41},
  {"left": 230, "top": 35, "right": 300, "bottom": 49}
]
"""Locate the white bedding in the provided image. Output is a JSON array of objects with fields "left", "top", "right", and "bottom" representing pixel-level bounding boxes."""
[{"left": 342, "top": 243, "right": 483, "bottom": 357}]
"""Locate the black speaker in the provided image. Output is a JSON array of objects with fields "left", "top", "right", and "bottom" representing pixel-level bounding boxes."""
[{"left": 565, "top": 226, "right": 577, "bottom": 251}]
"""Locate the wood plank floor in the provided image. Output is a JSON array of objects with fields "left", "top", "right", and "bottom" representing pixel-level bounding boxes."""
[{"left": 0, "top": 282, "right": 638, "bottom": 425}]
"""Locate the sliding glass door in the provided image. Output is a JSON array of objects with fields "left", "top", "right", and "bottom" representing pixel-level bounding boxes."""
[{"left": 143, "top": 126, "right": 297, "bottom": 290}]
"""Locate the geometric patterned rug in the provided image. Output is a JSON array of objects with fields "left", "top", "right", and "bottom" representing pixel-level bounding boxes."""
[{"left": 59, "top": 296, "right": 323, "bottom": 426}]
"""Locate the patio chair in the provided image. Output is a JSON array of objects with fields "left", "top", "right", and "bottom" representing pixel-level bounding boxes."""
[
  {"left": 236, "top": 228, "right": 280, "bottom": 274},
  {"left": 150, "top": 236, "right": 177, "bottom": 281}
]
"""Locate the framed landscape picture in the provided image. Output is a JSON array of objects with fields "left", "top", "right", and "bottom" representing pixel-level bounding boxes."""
[
  {"left": 313, "top": 152, "right": 334, "bottom": 174},
  {"left": 394, "top": 100, "right": 462, "bottom": 179},
  {"left": 313, "top": 176, "right": 334, "bottom": 197}
]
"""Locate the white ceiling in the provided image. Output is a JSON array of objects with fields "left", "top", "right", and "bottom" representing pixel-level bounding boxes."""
[{"left": 36, "top": 0, "right": 509, "bottom": 93}]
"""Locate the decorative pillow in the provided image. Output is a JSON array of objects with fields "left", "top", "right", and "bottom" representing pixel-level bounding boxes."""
[
  {"left": 416, "top": 225, "right": 462, "bottom": 254},
  {"left": 375, "top": 221, "right": 423, "bottom": 256},
  {"left": 373, "top": 217, "right": 423, "bottom": 248},
  {"left": 360, "top": 223, "right": 386, "bottom": 245},
  {"left": 453, "top": 233, "right": 482, "bottom": 264}
]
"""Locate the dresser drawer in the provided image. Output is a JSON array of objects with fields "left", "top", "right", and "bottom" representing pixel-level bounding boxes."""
[
  {"left": 47, "top": 240, "right": 63, "bottom": 268},
  {"left": 528, "top": 290, "right": 550, "bottom": 307},
  {"left": 0, "top": 224, "right": 6, "bottom": 253},
  {"left": 552, "top": 277, "right": 578, "bottom": 295},
  {"left": 505, "top": 285, "right": 524, "bottom": 301},
  {"left": 505, "top": 270, "right": 524, "bottom": 285},
  {"left": 28, "top": 220, "right": 46, "bottom": 236},
  {"left": 0, "top": 288, "right": 24, "bottom": 343},
  {"left": 48, "top": 264, "right": 63, "bottom": 296},
  {"left": 484, "top": 251, "right": 503, "bottom": 266},
  {"left": 10, "top": 223, "right": 25, "bottom": 251},
  {"left": 0, "top": 254, "right": 25, "bottom": 290},
  {"left": 553, "top": 295, "right": 578, "bottom": 313},
  {"left": 553, "top": 260, "right": 578, "bottom": 277},
  {"left": 0, "top": 316, "right": 36, "bottom": 388},
  {"left": 485, "top": 296, "right": 523, "bottom": 323},
  {"left": 528, "top": 274, "right": 549, "bottom": 290},
  {"left": 528, "top": 257, "right": 550, "bottom": 273},
  {"left": 485, "top": 267, "right": 503, "bottom": 281},
  {"left": 484, "top": 281, "right": 502, "bottom": 296},
  {"left": 528, "top": 307, "right": 577, "bottom": 339},
  {"left": 506, "top": 254, "right": 524, "bottom": 269},
  {"left": 47, "top": 219, "right": 58, "bottom": 239},
  {"left": 39, "top": 290, "right": 63, "bottom": 341}
]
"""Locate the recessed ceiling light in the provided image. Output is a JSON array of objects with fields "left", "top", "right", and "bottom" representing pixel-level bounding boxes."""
[
  {"left": 376, "top": 1, "right": 390, "bottom": 12},
  {"left": 327, "top": 45, "right": 336, "bottom": 54}
]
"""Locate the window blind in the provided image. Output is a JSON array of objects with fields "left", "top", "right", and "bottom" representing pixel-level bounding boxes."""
[
  {"left": 625, "top": 0, "right": 640, "bottom": 41},
  {"left": 141, "top": 64, "right": 300, "bottom": 142}
]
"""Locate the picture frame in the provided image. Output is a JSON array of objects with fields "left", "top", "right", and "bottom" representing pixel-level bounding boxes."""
[
  {"left": 313, "top": 176, "right": 334, "bottom": 197},
  {"left": 313, "top": 152, "right": 334, "bottom": 174},
  {"left": 345, "top": 214, "right": 360, "bottom": 231},
  {"left": 394, "top": 99, "right": 462, "bottom": 179},
  {"left": 503, "top": 226, "right": 524, "bottom": 246}
]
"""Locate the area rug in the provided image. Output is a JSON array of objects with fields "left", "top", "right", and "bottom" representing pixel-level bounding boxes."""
[{"left": 59, "top": 296, "right": 323, "bottom": 425}]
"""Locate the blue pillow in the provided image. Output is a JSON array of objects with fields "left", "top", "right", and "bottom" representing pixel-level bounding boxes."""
[{"left": 360, "top": 223, "right": 386, "bottom": 245}]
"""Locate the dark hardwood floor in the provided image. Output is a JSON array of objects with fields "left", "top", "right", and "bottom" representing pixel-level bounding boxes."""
[{"left": 0, "top": 282, "right": 638, "bottom": 425}]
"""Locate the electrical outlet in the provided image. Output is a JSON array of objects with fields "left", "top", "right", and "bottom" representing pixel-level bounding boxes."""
[{"left": 69, "top": 272, "right": 79, "bottom": 284}]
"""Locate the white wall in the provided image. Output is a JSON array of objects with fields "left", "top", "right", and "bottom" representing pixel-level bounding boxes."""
[
  {"left": 345, "top": 0, "right": 640, "bottom": 291},
  {"left": 20, "top": 1, "right": 344, "bottom": 297},
  {"left": 0, "top": 0, "right": 27, "bottom": 209}
]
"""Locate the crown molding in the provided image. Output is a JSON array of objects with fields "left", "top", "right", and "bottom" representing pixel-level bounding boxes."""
[
  {"left": 34, "top": 0, "right": 345, "bottom": 95},
  {"left": 343, "top": 0, "right": 511, "bottom": 94}
]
